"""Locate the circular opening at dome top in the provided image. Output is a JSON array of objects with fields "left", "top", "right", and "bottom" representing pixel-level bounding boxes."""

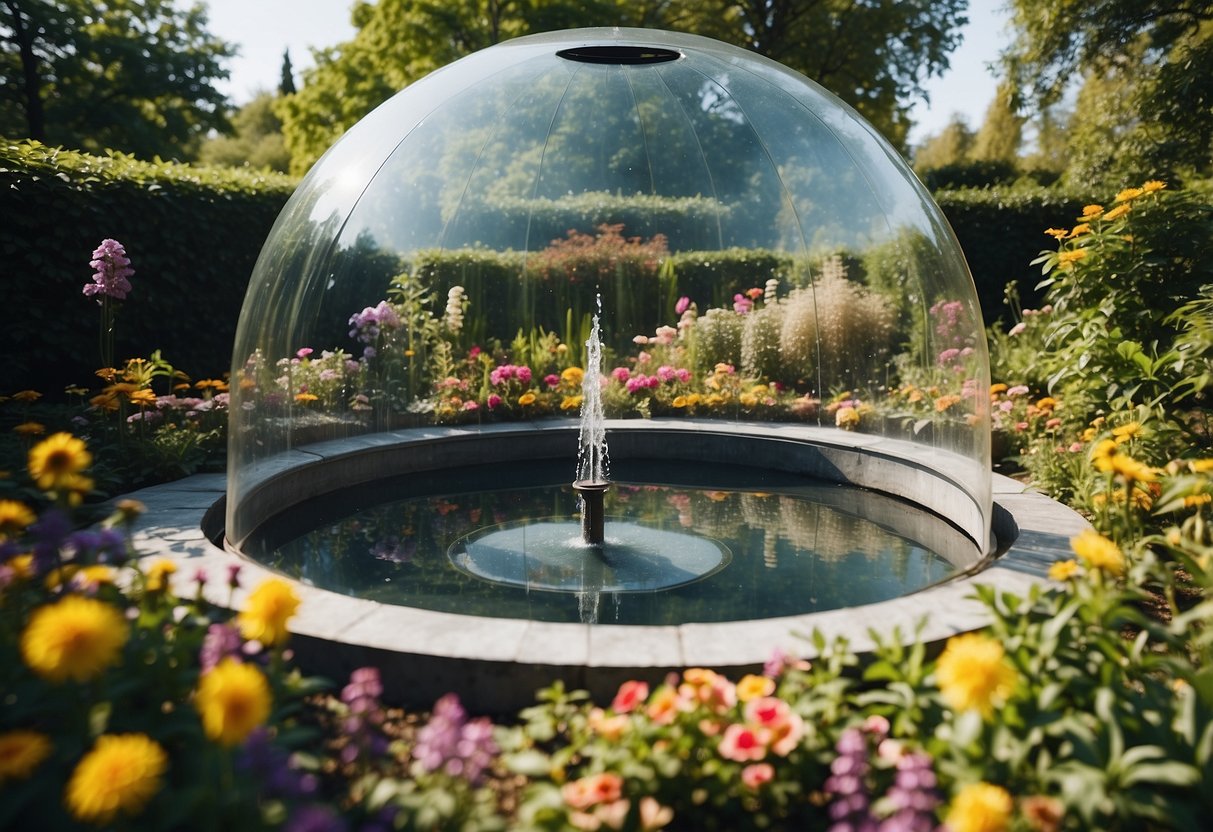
[{"left": 556, "top": 45, "right": 680, "bottom": 64}]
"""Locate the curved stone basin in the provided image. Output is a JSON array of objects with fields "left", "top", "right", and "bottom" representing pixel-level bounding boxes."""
[{"left": 125, "top": 420, "right": 1087, "bottom": 712}]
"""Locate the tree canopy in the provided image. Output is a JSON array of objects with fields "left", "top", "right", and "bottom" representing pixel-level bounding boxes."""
[
  {"left": 278, "top": 0, "right": 967, "bottom": 174},
  {"left": 0, "top": 0, "right": 233, "bottom": 159},
  {"left": 1003, "top": 0, "right": 1213, "bottom": 183},
  {"left": 197, "top": 92, "right": 291, "bottom": 173}
]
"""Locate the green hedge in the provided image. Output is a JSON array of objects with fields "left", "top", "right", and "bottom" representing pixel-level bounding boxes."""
[
  {"left": 0, "top": 140, "right": 295, "bottom": 393},
  {"left": 0, "top": 138, "right": 1095, "bottom": 393},
  {"left": 936, "top": 186, "right": 1095, "bottom": 323}
]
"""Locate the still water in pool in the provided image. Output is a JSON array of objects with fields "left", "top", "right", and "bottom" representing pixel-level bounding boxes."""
[{"left": 242, "top": 460, "right": 972, "bottom": 625}]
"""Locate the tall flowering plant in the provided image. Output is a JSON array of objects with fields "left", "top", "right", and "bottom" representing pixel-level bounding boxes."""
[{"left": 82, "top": 239, "right": 134, "bottom": 372}]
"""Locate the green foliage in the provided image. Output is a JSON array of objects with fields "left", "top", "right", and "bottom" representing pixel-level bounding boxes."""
[
  {"left": 197, "top": 93, "right": 291, "bottom": 173},
  {"left": 278, "top": 0, "right": 968, "bottom": 171},
  {"left": 0, "top": 140, "right": 294, "bottom": 393},
  {"left": 0, "top": 0, "right": 234, "bottom": 159},
  {"left": 1004, "top": 0, "right": 1213, "bottom": 184},
  {"left": 912, "top": 115, "right": 974, "bottom": 173}
]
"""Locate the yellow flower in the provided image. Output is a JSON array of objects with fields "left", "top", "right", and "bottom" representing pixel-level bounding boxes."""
[
  {"left": 0, "top": 499, "right": 36, "bottom": 538},
  {"left": 294, "top": 392, "right": 318, "bottom": 404},
  {"left": 66, "top": 733, "right": 167, "bottom": 824},
  {"left": 1070, "top": 529, "right": 1125, "bottom": 577},
  {"left": 684, "top": 393, "right": 701, "bottom": 406},
  {"left": 1141, "top": 179, "right": 1166, "bottom": 193},
  {"left": 196, "top": 379, "right": 229, "bottom": 392},
  {"left": 20, "top": 595, "right": 128, "bottom": 683},
  {"left": 1114, "top": 187, "right": 1144, "bottom": 203},
  {"left": 28, "top": 432, "right": 92, "bottom": 491},
  {"left": 6, "top": 554, "right": 34, "bottom": 581},
  {"left": 1111, "top": 421, "right": 1142, "bottom": 442},
  {"left": 989, "top": 383, "right": 1008, "bottom": 395},
  {"left": 1189, "top": 458, "right": 1213, "bottom": 473},
  {"left": 145, "top": 559, "right": 177, "bottom": 593},
  {"left": 1066, "top": 223, "right": 1090, "bottom": 238},
  {"left": 1080, "top": 204, "right": 1104, "bottom": 219},
  {"left": 560, "top": 394, "right": 583, "bottom": 411},
  {"left": 12, "top": 389, "right": 42, "bottom": 402},
  {"left": 1048, "top": 559, "right": 1079, "bottom": 581},
  {"left": 705, "top": 393, "right": 727, "bottom": 407},
  {"left": 1035, "top": 397, "right": 1057, "bottom": 411},
  {"left": 13, "top": 421, "right": 46, "bottom": 436},
  {"left": 739, "top": 393, "right": 758, "bottom": 407},
  {"left": 195, "top": 658, "right": 272, "bottom": 746},
  {"left": 561, "top": 367, "right": 585, "bottom": 386},
  {"left": 1043, "top": 228, "right": 1068, "bottom": 239},
  {"left": 672, "top": 395, "right": 690, "bottom": 408},
  {"left": 0, "top": 729, "right": 52, "bottom": 782},
  {"left": 1108, "top": 454, "right": 1156, "bottom": 483},
  {"left": 946, "top": 782, "right": 1013, "bottom": 832},
  {"left": 835, "top": 406, "right": 860, "bottom": 430},
  {"left": 935, "top": 633, "right": 1017, "bottom": 718},
  {"left": 736, "top": 674, "right": 775, "bottom": 702},
  {"left": 517, "top": 392, "right": 537, "bottom": 406},
  {"left": 1183, "top": 494, "right": 1211, "bottom": 508},
  {"left": 128, "top": 388, "right": 157, "bottom": 407},
  {"left": 1091, "top": 438, "right": 1119, "bottom": 471},
  {"left": 935, "top": 394, "right": 962, "bottom": 412},
  {"left": 1102, "top": 203, "right": 1131, "bottom": 222},
  {"left": 1056, "top": 249, "right": 1088, "bottom": 268},
  {"left": 238, "top": 578, "right": 300, "bottom": 646},
  {"left": 90, "top": 391, "right": 120, "bottom": 412}
]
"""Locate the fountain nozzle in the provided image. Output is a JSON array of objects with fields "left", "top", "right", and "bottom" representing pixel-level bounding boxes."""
[{"left": 572, "top": 479, "right": 610, "bottom": 545}]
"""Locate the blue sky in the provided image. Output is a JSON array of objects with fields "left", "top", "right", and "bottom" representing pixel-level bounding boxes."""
[{"left": 201, "top": 0, "right": 1012, "bottom": 146}]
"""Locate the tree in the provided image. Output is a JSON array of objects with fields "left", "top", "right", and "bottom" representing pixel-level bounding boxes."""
[
  {"left": 279, "top": 48, "right": 296, "bottom": 97},
  {"left": 0, "top": 0, "right": 234, "bottom": 159},
  {"left": 664, "top": 0, "right": 968, "bottom": 151},
  {"left": 970, "top": 83, "right": 1024, "bottom": 164},
  {"left": 197, "top": 92, "right": 291, "bottom": 173},
  {"left": 912, "top": 115, "right": 974, "bottom": 173},
  {"left": 1003, "top": 0, "right": 1213, "bottom": 181},
  {"left": 278, "top": 0, "right": 967, "bottom": 175}
]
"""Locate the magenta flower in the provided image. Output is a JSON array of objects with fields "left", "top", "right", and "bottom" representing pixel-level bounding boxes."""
[
  {"left": 544, "top": 373, "right": 560, "bottom": 388},
  {"left": 84, "top": 238, "right": 134, "bottom": 302},
  {"left": 656, "top": 365, "right": 676, "bottom": 382},
  {"left": 611, "top": 367, "right": 631, "bottom": 383},
  {"left": 487, "top": 394, "right": 502, "bottom": 409},
  {"left": 733, "top": 294, "right": 753, "bottom": 314},
  {"left": 675, "top": 296, "right": 692, "bottom": 315},
  {"left": 296, "top": 347, "right": 314, "bottom": 359}
]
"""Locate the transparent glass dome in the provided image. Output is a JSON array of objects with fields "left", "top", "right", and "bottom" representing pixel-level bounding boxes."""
[{"left": 227, "top": 28, "right": 991, "bottom": 556}]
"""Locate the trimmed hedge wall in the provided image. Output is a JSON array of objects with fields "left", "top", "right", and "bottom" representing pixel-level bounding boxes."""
[
  {"left": 0, "top": 138, "right": 1092, "bottom": 393},
  {"left": 0, "top": 140, "right": 294, "bottom": 392},
  {"left": 936, "top": 187, "right": 1094, "bottom": 322}
]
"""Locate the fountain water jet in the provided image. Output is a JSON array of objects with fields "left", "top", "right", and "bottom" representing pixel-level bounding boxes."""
[{"left": 572, "top": 297, "right": 610, "bottom": 546}]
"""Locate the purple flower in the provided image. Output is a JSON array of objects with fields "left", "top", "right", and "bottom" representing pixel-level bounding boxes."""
[
  {"left": 340, "top": 667, "right": 388, "bottom": 764},
  {"left": 414, "top": 693, "right": 498, "bottom": 785},
  {"left": 84, "top": 239, "right": 134, "bottom": 302},
  {"left": 30, "top": 509, "right": 71, "bottom": 574},
  {"left": 733, "top": 293, "right": 753, "bottom": 314},
  {"left": 227, "top": 563, "right": 242, "bottom": 588},
  {"left": 200, "top": 623, "right": 243, "bottom": 672},
  {"left": 238, "top": 728, "right": 319, "bottom": 799}
]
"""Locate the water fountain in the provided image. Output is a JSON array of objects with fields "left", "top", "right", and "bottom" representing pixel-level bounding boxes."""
[{"left": 197, "top": 27, "right": 1089, "bottom": 708}]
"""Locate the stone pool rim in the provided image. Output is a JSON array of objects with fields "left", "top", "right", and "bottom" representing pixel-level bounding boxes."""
[{"left": 127, "top": 420, "right": 1087, "bottom": 712}]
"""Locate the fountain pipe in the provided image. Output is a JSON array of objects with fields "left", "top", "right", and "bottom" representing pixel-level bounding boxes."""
[{"left": 572, "top": 480, "right": 609, "bottom": 545}]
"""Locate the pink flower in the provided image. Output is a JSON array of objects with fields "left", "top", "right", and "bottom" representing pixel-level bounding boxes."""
[
  {"left": 656, "top": 365, "right": 676, "bottom": 383},
  {"left": 84, "top": 238, "right": 134, "bottom": 301},
  {"left": 718, "top": 723, "right": 767, "bottom": 762},
  {"left": 545, "top": 374, "right": 560, "bottom": 388},
  {"left": 741, "top": 763, "right": 775, "bottom": 790},
  {"left": 637, "top": 351, "right": 651, "bottom": 365},
  {"left": 639, "top": 796, "right": 673, "bottom": 830},
  {"left": 674, "top": 368, "right": 692, "bottom": 383},
  {"left": 733, "top": 294, "right": 753, "bottom": 314},
  {"left": 1009, "top": 322, "right": 1027, "bottom": 336},
  {"left": 487, "top": 394, "right": 502, "bottom": 409},
  {"left": 938, "top": 348, "right": 960, "bottom": 365},
  {"left": 633, "top": 335, "right": 650, "bottom": 345},
  {"left": 611, "top": 680, "right": 649, "bottom": 714},
  {"left": 1046, "top": 417, "right": 1062, "bottom": 429},
  {"left": 653, "top": 326, "right": 677, "bottom": 345},
  {"left": 744, "top": 696, "right": 804, "bottom": 756},
  {"left": 1069, "top": 442, "right": 1084, "bottom": 453},
  {"left": 296, "top": 347, "right": 313, "bottom": 359},
  {"left": 1007, "top": 385, "right": 1030, "bottom": 397},
  {"left": 675, "top": 296, "right": 691, "bottom": 315},
  {"left": 462, "top": 401, "right": 479, "bottom": 411},
  {"left": 612, "top": 367, "right": 631, "bottom": 382},
  {"left": 562, "top": 772, "right": 624, "bottom": 810}
]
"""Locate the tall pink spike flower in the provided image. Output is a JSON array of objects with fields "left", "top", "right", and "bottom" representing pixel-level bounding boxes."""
[{"left": 84, "top": 239, "right": 134, "bottom": 302}]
